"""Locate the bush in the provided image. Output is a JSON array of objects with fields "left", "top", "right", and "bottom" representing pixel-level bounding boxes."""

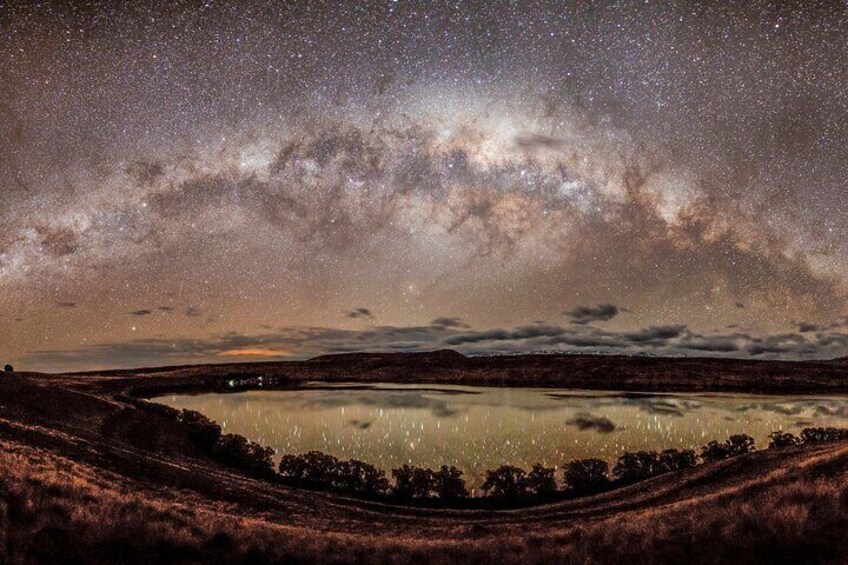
[
  {"left": 726, "top": 434, "right": 756, "bottom": 454},
  {"left": 768, "top": 431, "right": 801, "bottom": 448},
  {"left": 331, "top": 459, "right": 389, "bottom": 495},
  {"left": 700, "top": 441, "right": 730, "bottom": 462},
  {"left": 3, "top": 364, "right": 13, "bottom": 372},
  {"left": 524, "top": 463, "right": 557, "bottom": 496},
  {"left": 177, "top": 409, "right": 222, "bottom": 451},
  {"left": 701, "top": 434, "right": 755, "bottom": 463},
  {"left": 279, "top": 451, "right": 340, "bottom": 483},
  {"left": 658, "top": 448, "right": 697, "bottom": 472},
  {"left": 212, "top": 434, "right": 275, "bottom": 477},
  {"left": 612, "top": 451, "right": 665, "bottom": 483},
  {"left": 564, "top": 458, "right": 609, "bottom": 493},
  {"left": 432, "top": 465, "right": 469, "bottom": 500},
  {"left": 800, "top": 427, "right": 848, "bottom": 443},
  {"left": 481, "top": 465, "right": 528, "bottom": 498},
  {"left": 391, "top": 465, "right": 435, "bottom": 500}
]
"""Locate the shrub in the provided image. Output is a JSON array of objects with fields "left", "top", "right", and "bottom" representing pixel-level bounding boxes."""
[
  {"left": 612, "top": 451, "right": 665, "bottom": 483},
  {"left": 177, "top": 409, "right": 222, "bottom": 451},
  {"left": 3, "top": 364, "right": 13, "bottom": 372},
  {"left": 658, "top": 448, "right": 697, "bottom": 472},
  {"left": 481, "top": 465, "right": 528, "bottom": 498},
  {"left": 279, "top": 451, "right": 340, "bottom": 483},
  {"left": 391, "top": 465, "right": 436, "bottom": 500},
  {"left": 768, "top": 431, "right": 801, "bottom": 448},
  {"left": 279, "top": 452, "right": 389, "bottom": 495},
  {"left": 800, "top": 427, "right": 848, "bottom": 443},
  {"left": 726, "top": 434, "right": 756, "bottom": 454},
  {"left": 700, "top": 441, "right": 730, "bottom": 462},
  {"left": 432, "top": 465, "right": 469, "bottom": 500},
  {"left": 564, "top": 458, "right": 609, "bottom": 493},
  {"left": 331, "top": 459, "right": 389, "bottom": 495},
  {"left": 701, "top": 434, "right": 755, "bottom": 463},
  {"left": 212, "top": 434, "right": 275, "bottom": 477},
  {"left": 524, "top": 463, "right": 557, "bottom": 496}
]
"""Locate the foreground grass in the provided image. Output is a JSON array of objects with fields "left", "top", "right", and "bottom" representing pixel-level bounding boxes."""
[{"left": 1, "top": 438, "right": 846, "bottom": 565}]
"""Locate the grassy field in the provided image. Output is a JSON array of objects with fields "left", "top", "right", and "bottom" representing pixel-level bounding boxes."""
[
  {"left": 1, "top": 360, "right": 847, "bottom": 564},
  {"left": 2, "top": 436, "right": 846, "bottom": 564}
]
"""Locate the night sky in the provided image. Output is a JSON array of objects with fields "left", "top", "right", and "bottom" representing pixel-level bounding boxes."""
[{"left": 2, "top": 1, "right": 848, "bottom": 372}]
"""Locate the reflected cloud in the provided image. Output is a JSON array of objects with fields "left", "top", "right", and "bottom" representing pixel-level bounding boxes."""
[
  {"left": 349, "top": 419, "right": 372, "bottom": 430},
  {"left": 566, "top": 412, "right": 618, "bottom": 434}
]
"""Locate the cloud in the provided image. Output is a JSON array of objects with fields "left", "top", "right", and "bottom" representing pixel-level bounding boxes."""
[
  {"left": 15, "top": 315, "right": 848, "bottom": 373},
  {"left": 349, "top": 419, "right": 372, "bottom": 430},
  {"left": 218, "top": 347, "right": 290, "bottom": 358},
  {"left": 679, "top": 335, "right": 741, "bottom": 353},
  {"left": 442, "top": 325, "right": 565, "bottom": 346},
  {"left": 345, "top": 308, "right": 374, "bottom": 320},
  {"left": 56, "top": 301, "right": 76, "bottom": 308},
  {"left": 565, "top": 304, "right": 620, "bottom": 325},
  {"left": 625, "top": 397, "right": 700, "bottom": 417},
  {"left": 158, "top": 306, "right": 174, "bottom": 312},
  {"left": 566, "top": 413, "right": 617, "bottom": 433},
  {"left": 130, "top": 309, "right": 153, "bottom": 316},
  {"left": 184, "top": 307, "right": 202, "bottom": 317},
  {"left": 621, "top": 324, "right": 687, "bottom": 344},
  {"left": 431, "top": 317, "right": 469, "bottom": 329},
  {"left": 744, "top": 333, "right": 809, "bottom": 356}
]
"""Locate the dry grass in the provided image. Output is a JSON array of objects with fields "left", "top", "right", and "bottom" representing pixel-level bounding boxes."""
[{"left": 2, "top": 437, "right": 846, "bottom": 564}]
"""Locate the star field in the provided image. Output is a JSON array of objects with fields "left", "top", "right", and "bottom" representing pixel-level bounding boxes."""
[{"left": 2, "top": 1, "right": 848, "bottom": 371}]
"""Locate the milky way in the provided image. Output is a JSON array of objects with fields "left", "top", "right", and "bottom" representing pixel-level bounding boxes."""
[{"left": 2, "top": 2, "right": 848, "bottom": 371}]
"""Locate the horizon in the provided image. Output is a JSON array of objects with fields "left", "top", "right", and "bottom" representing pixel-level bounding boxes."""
[{"left": 20, "top": 347, "right": 848, "bottom": 376}]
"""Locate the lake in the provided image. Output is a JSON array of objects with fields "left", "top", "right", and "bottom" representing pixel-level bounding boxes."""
[{"left": 156, "top": 383, "right": 848, "bottom": 490}]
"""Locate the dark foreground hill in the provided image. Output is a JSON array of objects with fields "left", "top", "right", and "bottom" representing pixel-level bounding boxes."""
[{"left": 1, "top": 354, "right": 847, "bottom": 563}]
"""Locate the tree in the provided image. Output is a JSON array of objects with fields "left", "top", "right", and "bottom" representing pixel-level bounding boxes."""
[
  {"left": 726, "top": 434, "right": 756, "bottom": 456},
  {"left": 212, "top": 433, "right": 275, "bottom": 476},
  {"left": 524, "top": 463, "right": 557, "bottom": 496},
  {"left": 800, "top": 427, "right": 848, "bottom": 443},
  {"left": 177, "top": 409, "right": 221, "bottom": 451},
  {"left": 701, "top": 434, "right": 755, "bottom": 463},
  {"left": 279, "top": 452, "right": 389, "bottom": 495},
  {"left": 332, "top": 459, "right": 389, "bottom": 495},
  {"left": 563, "top": 458, "right": 609, "bottom": 493},
  {"left": 612, "top": 451, "right": 662, "bottom": 483},
  {"left": 432, "top": 465, "right": 469, "bottom": 500},
  {"left": 658, "top": 449, "right": 697, "bottom": 472},
  {"left": 700, "top": 441, "right": 730, "bottom": 462},
  {"left": 768, "top": 431, "right": 800, "bottom": 448},
  {"left": 481, "top": 465, "right": 527, "bottom": 498},
  {"left": 391, "top": 465, "right": 435, "bottom": 500},
  {"left": 3, "top": 364, "right": 12, "bottom": 373},
  {"left": 279, "top": 451, "right": 340, "bottom": 483}
]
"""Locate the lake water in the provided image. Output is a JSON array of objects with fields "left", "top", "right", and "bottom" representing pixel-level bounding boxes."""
[{"left": 156, "top": 383, "right": 848, "bottom": 490}]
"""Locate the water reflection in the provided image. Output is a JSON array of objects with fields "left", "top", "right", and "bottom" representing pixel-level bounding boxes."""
[{"left": 156, "top": 384, "right": 848, "bottom": 489}]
